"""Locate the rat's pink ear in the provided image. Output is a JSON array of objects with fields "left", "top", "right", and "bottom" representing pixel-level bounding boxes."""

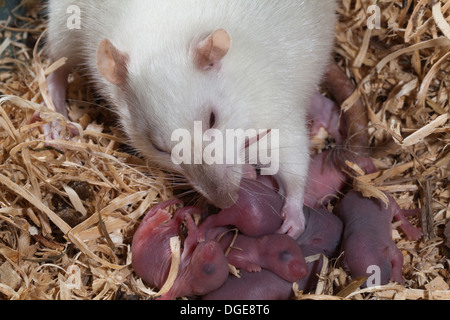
[
  {"left": 97, "top": 39, "right": 129, "bottom": 86},
  {"left": 195, "top": 29, "right": 231, "bottom": 70}
]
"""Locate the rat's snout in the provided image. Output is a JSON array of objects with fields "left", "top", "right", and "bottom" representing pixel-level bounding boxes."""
[
  {"left": 201, "top": 164, "right": 241, "bottom": 209},
  {"left": 207, "top": 186, "right": 239, "bottom": 209},
  {"left": 182, "top": 163, "right": 247, "bottom": 209}
]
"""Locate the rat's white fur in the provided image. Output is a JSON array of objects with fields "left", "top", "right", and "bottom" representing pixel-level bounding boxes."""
[{"left": 46, "top": 0, "right": 336, "bottom": 237}]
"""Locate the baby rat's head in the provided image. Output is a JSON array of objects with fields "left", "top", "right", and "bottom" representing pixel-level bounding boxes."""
[
  {"left": 96, "top": 29, "right": 252, "bottom": 209},
  {"left": 260, "top": 234, "right": 308, "bottom": 283},
  {"left": 160, "top": 240, "right": 229, "bottom": 300}
]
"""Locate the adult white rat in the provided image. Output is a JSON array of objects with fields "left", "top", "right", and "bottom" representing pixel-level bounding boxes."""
[{"left": 45, "top": 0, "right": 336, "bottom": 238}]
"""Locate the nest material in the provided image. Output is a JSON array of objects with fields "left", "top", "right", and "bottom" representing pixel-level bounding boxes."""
[{"left": 0, "top": 0, "right": 449, "bottom": 300}]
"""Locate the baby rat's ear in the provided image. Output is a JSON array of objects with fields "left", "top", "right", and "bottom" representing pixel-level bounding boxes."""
[
  {"left": 97, "top": 39, "right": 129, "bottom": 86},
  {"left": 195, "top": 29, "right": 231, "bottom": 70}
]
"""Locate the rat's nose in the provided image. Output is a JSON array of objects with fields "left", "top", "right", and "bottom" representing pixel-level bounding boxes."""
[
  {"left": 207, "top": 185, "right": 239, "bottom": 209},
  {"left": 182, "top": 162, "right": 246, "bottom": 208},
  {"left": 201, "top": 174, "right": 242, "bottom": 209},
  {"left": 209, "top": 165, "right": 255, "bottom": 208}
]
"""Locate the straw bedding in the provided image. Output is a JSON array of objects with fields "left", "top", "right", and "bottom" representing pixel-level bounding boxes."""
[{"left": 0, "top": 0, "right": 448, "bottom": 300}]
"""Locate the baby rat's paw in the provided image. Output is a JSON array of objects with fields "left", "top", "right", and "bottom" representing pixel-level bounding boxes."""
[
  {"left": 243, "top": 263, "right": 262, "bottom": 273},
  {"left": 392, "top": 202, "right": 423, "bottom": 241}
]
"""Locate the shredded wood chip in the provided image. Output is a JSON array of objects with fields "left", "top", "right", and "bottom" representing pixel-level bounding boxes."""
[
  {"left": 157, "top": 236, "right": 181, "bottom": 296},
  {"left": 0, "top": 0, "right": 448, "bottom": 301},
  {"left": 432, "top": 2, "right": 450, "bottom": 40}
]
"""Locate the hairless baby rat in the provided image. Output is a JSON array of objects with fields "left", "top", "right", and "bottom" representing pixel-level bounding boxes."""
[
  {"left": 305, "top": 86, "right": 376, "bottom": 208},
  {"left": 297, "top": 206, "right": 343, "bottom": 258},
  {"left": 46, "top": 0, "right": 337, "bottom": 238},
  {"left": 198, "top": 177, "right": 283, "bottom": 239},
  {"left": 203, "top": 206, "right": 344, "bottom": 300},
  {"left": 203, "top": 269, "right": 293, "bottom": 301},
  {"left": 203, "top": 226, "right": 308, "bottom": 283},
  {"left": 335, "top": 190, "right": 422, "bottom": 287},
  {"left": 131, "top": 201, "right": 228, "bottom": 299},
  {"left": 304, "top": 149, "right": 377, "bottom": 208},
  {"left": 131, "top": 199, "right": 186, "bottom": 289},
  {"left": 295, "top": 206, "right": 343, "bottom": 293},
  {"left": 159, "top": 233, "right": 229, "bottom": 299}
]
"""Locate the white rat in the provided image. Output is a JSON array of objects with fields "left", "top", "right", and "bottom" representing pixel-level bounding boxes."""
[{"left": 45, "top": 0, "right": 336, "bottom": 238}]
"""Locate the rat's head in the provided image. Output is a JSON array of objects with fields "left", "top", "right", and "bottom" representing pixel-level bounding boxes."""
[
  {"left": 185, "top": 240, "right": 230, "bottom": 295},
  {"left": 161, "top": 240, "right": 229, "bottom": 299},
  {"left": 298, "top": 207, "right": 344, "bottom": 257},
  {"left": 343, "top": 244, "right": 394, "bottom": 288},
  {"left": 262, "top": 234, "right": 308, "bottom": 283},
  {"left": 96, "top": 29, "right": 253, "bottom": 209}
]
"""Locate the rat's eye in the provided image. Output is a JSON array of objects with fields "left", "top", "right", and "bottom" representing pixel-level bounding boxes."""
[
  {"left": 278, "top": 250, "right": 292, "bottom": 262},
  {"left": 152, "top": 141, "right": 166, "bottom": 154},
  {"left": 202, "top": 263, "right": 216, "bottom": 275},
  {"left": 209, "top": 112, "right": 216, "bottom": 129}
]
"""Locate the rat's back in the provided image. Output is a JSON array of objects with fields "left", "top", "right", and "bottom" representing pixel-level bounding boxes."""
[{"left": 46, "top": 0, "right": 336, "bottom": 93}]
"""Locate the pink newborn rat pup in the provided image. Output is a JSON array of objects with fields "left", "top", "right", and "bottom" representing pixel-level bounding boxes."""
[
  {"left": 132, "top": 201, "right": 229, "bottom": 299},
  {"left": 199, "top": 178, "right": 283, "bottom": 239},
  {"left": 295, "top": 206, "right": 343, "bottom": 293},
  {"left": 203, "top": 269, "right": 293, "bottom": 301},
  {"left": 205, "top": 227, "right": 308, "bottom": 283},
  {"left": 305, "top": 92, "right": 376, "bottom": 209},
  {"left": 160, "top": 214, "right": 229, "bottom": 299},
  {"left": 308, "top": 92, "right": 345, "bottom": 145},
  {"left": 297, "top": 206, "right": 343, "bottom": 258},
  {"left": 203, "top": 206, "right": 344, "bottom": 300},
  {"left": 131, "top": 199, "right": 186, "bottom": 288},
  {"left": 335, "top": 191, "right": 422, "bottom": 287},
  {"left": 304, "top": 150, "right": 347, "bottom": 208},
  {"left": 304, "top": 150, "right": 377, "bottom": 208},
  {"left": 306, "top": 71, "right": 377, "bottom": 209}
]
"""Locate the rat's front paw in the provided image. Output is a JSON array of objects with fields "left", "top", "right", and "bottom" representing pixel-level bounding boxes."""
[
  {"left": 277, "top": 199, "right": 306, "bottom": 239},
  {"left": 30, "top": 111, "right": 82, "bottom": 144}
]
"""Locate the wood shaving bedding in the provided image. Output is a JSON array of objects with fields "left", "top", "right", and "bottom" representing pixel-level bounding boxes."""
[{"left": 0, "top": 0, "right": 449, "bottom": 300}]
